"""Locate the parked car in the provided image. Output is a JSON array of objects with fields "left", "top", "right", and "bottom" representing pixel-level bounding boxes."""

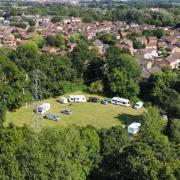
[
  {"left": 101, "top": 98, "right": 109, "bottom": 105},
  {"left": 133, "top": 102, "right": 143, "bottom": 109},
  {"left": 44, "top": 113, "right": 60, "bottom": 121},
  {"left": 88, "top": 97, "right": 100, "bottom": 103},
  {"left": 60, "top": 109, "right": 72, "bottom": 115}
]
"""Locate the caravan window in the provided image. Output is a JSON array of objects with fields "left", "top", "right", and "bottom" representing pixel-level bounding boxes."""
[{"left": 77, "top": 98, "right": 79, "bottom": 100}]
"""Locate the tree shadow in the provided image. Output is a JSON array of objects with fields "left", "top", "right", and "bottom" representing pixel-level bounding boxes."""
[{"left": 116, "top": 113, "right": 143, "bottom": 126}]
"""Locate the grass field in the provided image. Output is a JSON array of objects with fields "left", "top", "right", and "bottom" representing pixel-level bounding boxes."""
[{"left": 5, "top": 91, "right": 144, "bottom": 129}]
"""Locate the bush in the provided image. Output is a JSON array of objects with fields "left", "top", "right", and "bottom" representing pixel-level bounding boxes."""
[{"left": 88, "top": 81, "right": 104, "bottom": 94}]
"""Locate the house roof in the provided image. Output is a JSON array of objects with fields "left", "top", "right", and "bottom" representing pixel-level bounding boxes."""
[{"left": 166, "top": 52, "right": 180, "bottom": 63}]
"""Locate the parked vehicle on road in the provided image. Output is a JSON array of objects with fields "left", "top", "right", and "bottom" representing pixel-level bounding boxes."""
[
  {"left": 60, "top": 109, "right": 72, "bottom": 115},
  {"left": 44, "top": 113, "right": 60, "bottom": 121}
]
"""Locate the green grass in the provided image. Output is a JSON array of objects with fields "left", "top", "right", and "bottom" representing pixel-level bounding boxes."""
[{"left": 5, "top": 91, "right": 144, "bottom": 129}]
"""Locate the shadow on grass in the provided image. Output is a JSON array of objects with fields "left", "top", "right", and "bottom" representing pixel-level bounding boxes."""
[{"left": 116, "top": 113, "right": 143, "bottom": 126}]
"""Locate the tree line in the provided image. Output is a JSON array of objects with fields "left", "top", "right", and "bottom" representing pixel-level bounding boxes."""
[{"left": 0, "top": 106, "right": 179, "bottom": 179}]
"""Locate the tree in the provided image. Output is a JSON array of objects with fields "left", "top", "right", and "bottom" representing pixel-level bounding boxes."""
[
  {"left": 0, "top": 104, "right": 6, "bottom": 127},
  {"left": 99, "top": 33, "right": 117, "bottom": 45},
  {"left": 51, "top": 16, "right": 62, "bottom": 23},
  {"left": 153, "top": 29, "right": 164, "bottom": 39},
  {"left": 108, "top": 69, "right": 140, "bottom": 99},
  {"left": 90, "top": 126, "right": 129, "bottom": 180},
  {"left": 166, "top": 119, "right": 180, "bottom": 143},
  {"left": 28, "top": 19, "right": 36, "bottom": 26},
  {"left": 88, "top": 80, "right": 104, "bottom": 94},
  {"left": 105, "top": 47, "right": 141, "bottom": 99},
  {"left": 118, "top": 143, "right": 162, "bottom": 180},
  {"left": 133, "top": 40, "right": 144, "bottom": 49},
  {"left": 140, "top": 106, "right": 168, "bottom": 143}
]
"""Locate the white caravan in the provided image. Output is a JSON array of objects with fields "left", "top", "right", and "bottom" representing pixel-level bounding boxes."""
[
  {"left": 36, "top": 103, "right": 50, "bottom": 115},
  {"left": 59, "top": 96, "right": 68, "bottom": 104},
  {"left": 68, "top": 95, "right": 86, "bottom": 103},
  {"left": 128, "top": 122, "right": 141, "bottom": 135},
  {"left": 111, "top": 97, "right": 130, "bottom": 107}
]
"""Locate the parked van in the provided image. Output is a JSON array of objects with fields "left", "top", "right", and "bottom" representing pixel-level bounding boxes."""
[
  {"left": 36, "top": 103, "right": 50, "bottom": 115},
  {"left": 111, "top": 97, "right": 130, "bottom": 107},
  {"left": 59, "top": 96, "right": 68, "bottom": 104},
  {"left": 68, "top": 95, "right": 86, "bottom": 103}
]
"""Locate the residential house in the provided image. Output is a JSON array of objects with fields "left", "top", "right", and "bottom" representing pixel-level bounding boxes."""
[
  {"left": 147, "top": 36, "right": 157, "bottom": 43},
  {"left": 166, "top": 37, "right": 177, "bottom": 45},
  {"left": 165, "top": 52, "right": 180, "bottom": 69},
  {"left": 166, "top": 46, "right": 180, "bottom": 54},
  {"left": 143, "top": 48, "right": 158, "bottom": 60}
]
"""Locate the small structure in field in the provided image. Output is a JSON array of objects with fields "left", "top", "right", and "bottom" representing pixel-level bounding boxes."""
[{"left": 128, "top": 122, "right": 141, "bottom": 135}]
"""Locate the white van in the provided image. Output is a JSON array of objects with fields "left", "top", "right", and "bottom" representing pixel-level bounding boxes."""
[
  {"left": 68, "top": 95, "right": 86, "bottom": 103},
  {"left": 59, "top": 96, "right": 68, "bottom": 104},
  {"left": 111, "top": 97, "right": 130, "bottom": 107},
  {"left": 36, "top": 103, "right": 50, "bottom": 115}
]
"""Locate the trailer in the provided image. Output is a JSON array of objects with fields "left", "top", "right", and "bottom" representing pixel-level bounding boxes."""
[
  {"left": 111, "top": 97, "right": 130, "bottom": 107},
  {"left": 128, "top": 122, "right": 141, "bottom": 135},
  {"left": 59, "top": 96, "right": 68, "bottom": 104},
  {"left": 36, "top": 103, "right": 50, "bottom": 115},
  {"left": 68, "top": 95, "right": 86, "bottom": 103}
]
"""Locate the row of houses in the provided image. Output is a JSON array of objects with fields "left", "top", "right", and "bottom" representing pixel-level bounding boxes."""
[{"left": 0, "top": 14, "right": 179, "bottom": 78}]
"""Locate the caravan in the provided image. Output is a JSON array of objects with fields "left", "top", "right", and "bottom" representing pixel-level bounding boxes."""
[
  {"left": 59, "top": 97, "right": 68, "bottom": 104},
  {"left": 111, "top": 97, "right": 130, "bottom": 107},
  {"left": 68, "top": 95, "right": 86, "bottom": 103},
  {"left": 36, "top": 103, "right": 50, "bottom": 115}
]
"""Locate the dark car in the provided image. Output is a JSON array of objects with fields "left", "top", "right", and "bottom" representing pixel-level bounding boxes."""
[
  {"left": 44, "top": 113, "right": 60, "bottom": 121},
  {"left": 60, "top": 109, "right": 72, "bottom": 115},
  {"left": 101, "top": 98, "right": 109, "bottom": 105},
  {"left": 88, "top": 97, "right": 100, "bottom": 103}
]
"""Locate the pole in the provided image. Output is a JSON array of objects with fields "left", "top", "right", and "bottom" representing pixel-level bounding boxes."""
[{"left": 35, "top": 69, "right": 39, "bottom": 129}]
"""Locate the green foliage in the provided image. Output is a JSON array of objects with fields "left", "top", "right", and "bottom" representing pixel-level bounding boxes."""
[
  {"left": 133, "top": 40, "right": 144, "bottom": 49},
  {"left": 142, "top": 68, "right": 180, "bottom": 118},
  {"left": 0, "top": 55, "right": 31, "bottom": 110},
  {"left": 167, "top": 119, "right": 180, "bottom": 143},
  {"left": 51, "top": 16, "right": 62, "bottom": 23},
  {"left": 105, "top": 47, "right": 141, "bottom": 99},
  {"left": 153, "top": 29, "right": 164, "bottom": 39},
  {"left": 88, "top": 80, "right": 104, "bottom": 94},
  {"left": 0, "top": 125, "right": 101, "bottom": 179},
  {"left": 140, "top": 106, "right": 168, "bottom": 143},
  {"left": 99, "top": 33, "right": 117, "bottom": 45},
  {"left": 108, "top": 69, "right": 140, "bottom": 99},
  {"left": 10, "top": 22, "right": 27, "bottom": 29},
  {"left": 0, "top": 104, "right": 6, "bottom": 128},
  {"left": 45, "top": 34, "right": 66, "bottom": 49},
  {"left": 28, "top": 19, "right": 36, "bottom": 26}
]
